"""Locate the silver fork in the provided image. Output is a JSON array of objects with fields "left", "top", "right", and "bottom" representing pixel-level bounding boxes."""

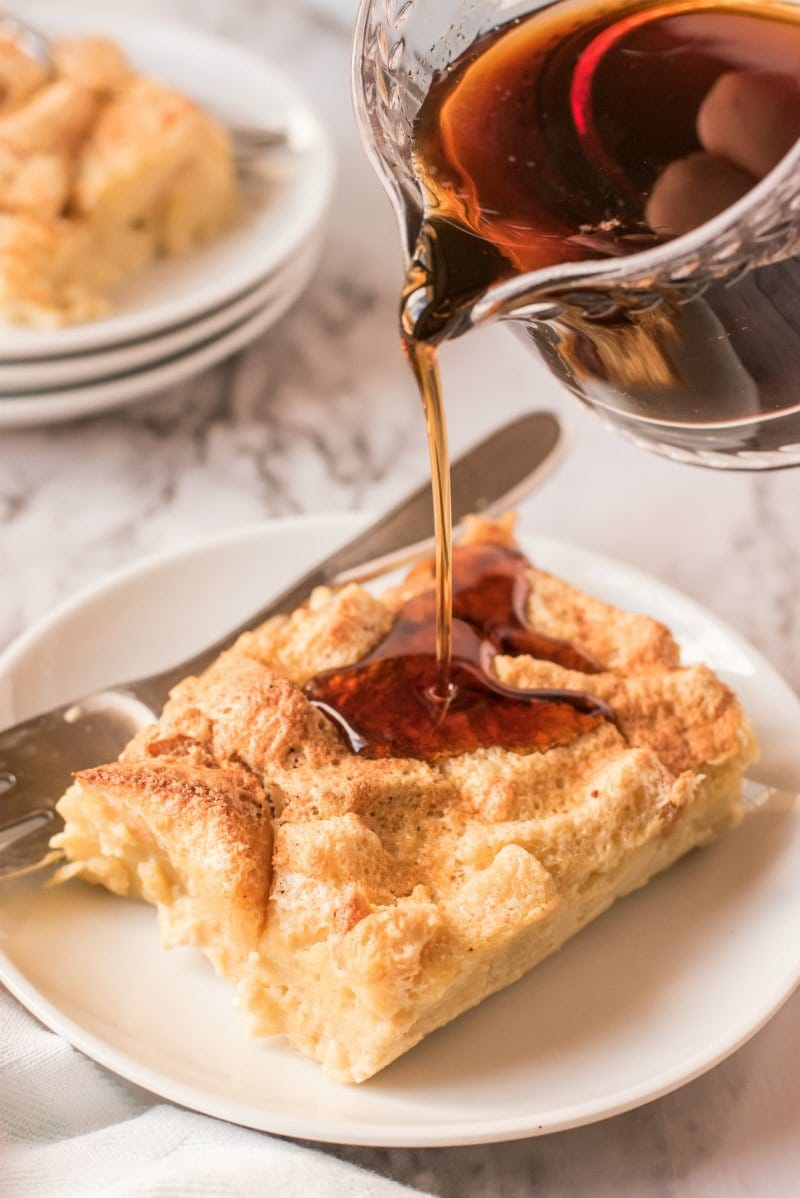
[{"left": 0, "top": 413, "right": 564, "bottom": 880}]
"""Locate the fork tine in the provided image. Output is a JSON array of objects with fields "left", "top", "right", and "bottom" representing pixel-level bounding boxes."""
[
  {"left": 0, "top": 690, "right": 158, "bottom": 879},
  {"left": 0, "top": 814, "right": 63, "bottom": 879}
]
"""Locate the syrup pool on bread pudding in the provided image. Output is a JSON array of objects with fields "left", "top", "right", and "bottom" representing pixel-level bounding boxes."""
[{"left": 306, "top": 536, "right": 614, "bottom": 761}]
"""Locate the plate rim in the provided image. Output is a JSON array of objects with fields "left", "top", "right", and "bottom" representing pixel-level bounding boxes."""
[
  {"left": 0, "top": 245, "right": 321, "bottom": 426},
  {"left": 0, "top": 224, "right": 324, "bottom": 372},
  {"left": 0, "top": 1, "right": 335, "bottom": 360},
  {"left": 0, "top": 232, "right": 324, "bottom": 394},
  {"left": 2, "top": 512, "right": 799, "bottom": 1147}
]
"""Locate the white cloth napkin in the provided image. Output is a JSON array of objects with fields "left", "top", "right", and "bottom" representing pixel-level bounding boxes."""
[{"left": 0, "top": 986, "right": 428, "bottom": 1198}]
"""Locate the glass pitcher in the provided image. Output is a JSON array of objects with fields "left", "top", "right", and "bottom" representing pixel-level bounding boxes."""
[{"left": 353, "top": 0, "right": 800, "bottom": 469}]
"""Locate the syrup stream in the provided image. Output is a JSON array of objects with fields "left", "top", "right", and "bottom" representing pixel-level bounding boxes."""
[{"left": 404, "top": 337, "right": 454, "bottom": 700}]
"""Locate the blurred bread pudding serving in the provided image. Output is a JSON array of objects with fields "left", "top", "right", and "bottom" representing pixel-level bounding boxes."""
[{"left": 0, "top": 33, "right": 239, "bottom": 327}]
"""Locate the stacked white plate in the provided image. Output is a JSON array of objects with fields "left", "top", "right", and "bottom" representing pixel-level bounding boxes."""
[{"left": 0, "top": 3, "right": 335, "bottom": 428}]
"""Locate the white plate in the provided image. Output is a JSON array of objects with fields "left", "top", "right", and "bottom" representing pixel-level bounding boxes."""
[
  {"left": 0, "top": 245, "right": 320, "bottom": 427},
  {"left": 0, "top": 2, "right": 334, "bottom": 360},
  {"left": 1, "top": 515, "right": 799, "bottom": 1147},
  {"left": 0, "top": 231, "right": 324, "bottom": 392}
]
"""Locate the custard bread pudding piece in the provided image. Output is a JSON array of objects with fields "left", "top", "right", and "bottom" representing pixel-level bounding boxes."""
[
  {"left": 0, "top": 34, "right": 238, "bottom": 327},
  {"left": 50, "top": 516, "right": 758, "bottom": 1083}
]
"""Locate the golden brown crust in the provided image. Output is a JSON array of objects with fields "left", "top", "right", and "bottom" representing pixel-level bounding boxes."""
[
  {"left": 70, "top": 760, "right": 273, "bottom": 952},
  {"left": 494, "top": 656, "right": 749, "bottom": 776},
  {"left": 233, "top": 583, "right": 395, "bottom": 687},
  {"left": 52, "top": 514, "right": 758, "bottom": 1083},
  {"left": 124, "top": 654, "right": 343, "bottom": 784},
  {"left": 51, "top": 38, "right": 132, "bottom": 96}
]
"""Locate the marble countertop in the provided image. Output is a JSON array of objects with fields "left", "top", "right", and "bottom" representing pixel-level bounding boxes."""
[{"left": 2, "top": 1, "right": 799, "bottom": 1194}]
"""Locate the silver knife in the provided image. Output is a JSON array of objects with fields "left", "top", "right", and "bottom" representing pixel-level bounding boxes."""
[{"left": 0, "top": 412, "right": 562, "bottom": 878}]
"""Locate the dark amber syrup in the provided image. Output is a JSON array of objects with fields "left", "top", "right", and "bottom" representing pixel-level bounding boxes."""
[
  {"left": 404, "top": 0, "right": 800, "bottom": 340},
  {"left": 306, "top": 542, "right": 613, "bottom": 761}
]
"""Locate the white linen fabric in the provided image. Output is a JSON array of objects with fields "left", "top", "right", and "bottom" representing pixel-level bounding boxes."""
[{"left": 0, "top": 986, "right": 428, "bottom": 1198}]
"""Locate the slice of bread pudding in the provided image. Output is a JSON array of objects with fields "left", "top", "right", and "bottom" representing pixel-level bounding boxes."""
[
  {"left": 0, "top": 34, "right": 238, "bottom": 326},
  {"left": 50, "top": 516, "right": 757, "bottom": 1083}
]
